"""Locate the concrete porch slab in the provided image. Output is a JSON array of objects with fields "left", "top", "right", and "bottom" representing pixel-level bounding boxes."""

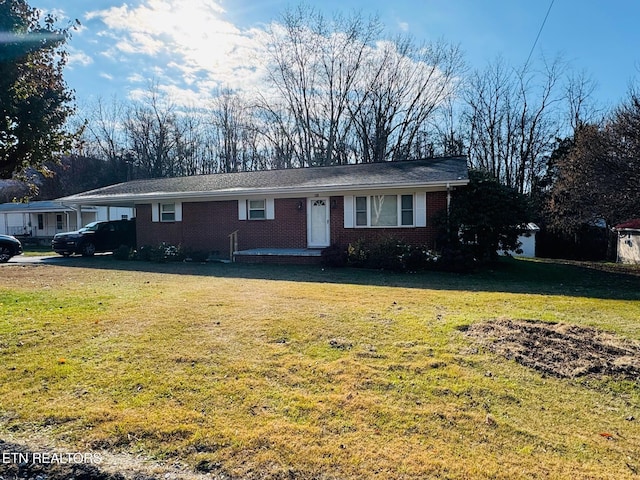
[{"left": 234, "top": 248, "right": 323, "bottom": 257}]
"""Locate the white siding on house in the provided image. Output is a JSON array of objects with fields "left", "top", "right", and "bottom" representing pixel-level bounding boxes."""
[{"left": 96, "top": 206, "right": 134, "bottom": 221}]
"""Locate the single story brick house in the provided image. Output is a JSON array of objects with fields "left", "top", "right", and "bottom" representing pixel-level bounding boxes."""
[{"left": 60, "top": 156, "right": 469, "bottom": 263}]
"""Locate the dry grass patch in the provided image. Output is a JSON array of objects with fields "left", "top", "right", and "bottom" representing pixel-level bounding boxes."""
[{"left": 0, "top": 259, "right": 639, "bottom": 479}]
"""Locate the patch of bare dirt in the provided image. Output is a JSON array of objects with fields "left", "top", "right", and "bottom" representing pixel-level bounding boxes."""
[
  {"left": 466, "top": 319, "right": 640, "bottom": 379},
  {"left": 0, "top": 438, "right": 232, "bottom": 480}
]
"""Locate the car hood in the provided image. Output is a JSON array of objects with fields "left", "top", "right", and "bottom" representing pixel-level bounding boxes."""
[
  {"left": 53, "top": 230, "right": 86, "bottom": 239},
  {"left": 0, "top": 234, "right": 21, "bottom": 244}
]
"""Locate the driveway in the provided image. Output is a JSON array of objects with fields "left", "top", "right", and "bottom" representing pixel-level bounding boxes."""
[
  {"left": 2, "top": 255, "right": 67, "bottom": 265},
  {"left": 2, "top": 254, "right": 111, "bottom": 265}
]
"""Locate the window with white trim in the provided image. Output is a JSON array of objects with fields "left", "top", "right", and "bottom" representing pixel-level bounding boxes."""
[
  {"left": 355, "top": 196, "right": 367, "bottom": 226},
  {"left": 401, "top": 194, "right": 414, "bottom": 226},
  {"left": 248, "top": 199, "right": 266, "bottom": 219},
  {"left": 353, "top": 194, "right": 414, "bottom": 227},
  {"left": 160, "top": 203, "right": 176, "bottom": 222},
  {"left": 238, "top": 198, "right": 274, "bottom": 220}
]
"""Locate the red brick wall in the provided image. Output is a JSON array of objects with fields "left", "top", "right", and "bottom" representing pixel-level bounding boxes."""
[
  {"left": 136, "top": 198, "right": 308, "bottom": 255},
  {"left": 135, "top": 191, "right": 449, "bottom": 254},
  {"left": 136, "top": 204, "right": 183, "bottom": 247}
]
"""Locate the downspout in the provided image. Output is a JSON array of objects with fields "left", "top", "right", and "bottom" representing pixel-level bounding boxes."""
[{"left": 446, "top": 182, "right": 452, "bottom": 240}]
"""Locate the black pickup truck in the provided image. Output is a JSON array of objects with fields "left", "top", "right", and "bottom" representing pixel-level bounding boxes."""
[{"left": 52, "top": 219, "right": 136, "bottom": 257}]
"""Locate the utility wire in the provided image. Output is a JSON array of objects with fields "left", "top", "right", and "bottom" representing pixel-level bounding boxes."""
[{"left": 523, "top": 0, "right": 555, "bottom": 70}]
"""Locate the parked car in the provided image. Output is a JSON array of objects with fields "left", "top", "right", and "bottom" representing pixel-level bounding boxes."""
[
  {"left": 52, "top": 219, "right": 136, "bottom": 257},
  {"left": 0, "top": 234, "right": 23, "bottom": 263}
]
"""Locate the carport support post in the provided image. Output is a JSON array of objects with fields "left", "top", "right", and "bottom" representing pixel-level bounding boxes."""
[{"left": 76, "top": 206, "right": 82, "bottom": 230}]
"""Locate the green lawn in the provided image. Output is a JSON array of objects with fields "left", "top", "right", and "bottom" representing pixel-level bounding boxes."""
[
  {"left": 0, "top": 258, "right": 639, "bottom": 479},
  {"left": 19, "top": 245, "right": 57, "bottom": 257}
]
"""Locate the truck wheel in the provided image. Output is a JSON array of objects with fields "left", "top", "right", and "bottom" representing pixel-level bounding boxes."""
[{"left": 81, "top": 242, "right": 96, "bottom": 257}]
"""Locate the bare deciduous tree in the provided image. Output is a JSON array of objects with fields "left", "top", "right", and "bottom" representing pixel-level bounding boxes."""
[
  {"left": 262, "top": 8, "right": 463, "bottom": 166},
  {"left": 124, "top": 86, "right": 182, "bottom": 178},
  {"left": 463, "top": 57, "right": 564, "bottom": 193},
  {"left": 262, "top": 6, "right": 381, "bottom": 166},
  {"left": 352, "top": 38, "right": 464, "bottom": 162},
  {"left": 82, "top": 96, "right": 130, "bottom": 181},
  {"left": 210, "top": 88, "right": 264, "bottom": 173}
]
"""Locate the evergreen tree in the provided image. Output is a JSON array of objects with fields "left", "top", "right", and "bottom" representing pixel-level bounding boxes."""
[{"left": 0, "top": 0, "right": 79, "bottom": 178}]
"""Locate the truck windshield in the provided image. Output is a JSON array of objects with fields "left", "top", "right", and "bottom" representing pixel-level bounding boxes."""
[{"left": 80, "top": 222, "right": 101, "bottom": 232}]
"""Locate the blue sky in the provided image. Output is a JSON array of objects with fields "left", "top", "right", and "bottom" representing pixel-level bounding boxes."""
[{"left": 32, "top": 0, "right": 640, "bottom": 111}]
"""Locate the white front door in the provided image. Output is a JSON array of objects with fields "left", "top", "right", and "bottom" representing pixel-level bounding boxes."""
[{"left": 307, "top": 198, "right": 330, "bottom": 247}]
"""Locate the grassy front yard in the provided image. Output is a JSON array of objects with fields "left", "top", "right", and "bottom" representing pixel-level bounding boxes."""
[{"left": 0, "top": 258, "right": 639, "bottom": 479}]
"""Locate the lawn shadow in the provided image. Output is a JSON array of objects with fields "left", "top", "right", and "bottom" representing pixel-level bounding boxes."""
[{"left": 32, "top": 254, "right": 640, "bottom": 301}]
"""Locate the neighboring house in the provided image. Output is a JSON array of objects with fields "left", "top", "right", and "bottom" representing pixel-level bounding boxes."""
[
  {"left": 614, "top": 219, "right": 640, "bottom": 264},
  {"left": 0, "top": 200, "right": 134, "bottom": 240},
  {"left": 60, "top": 157, "right": 469, "bottom": 263}
]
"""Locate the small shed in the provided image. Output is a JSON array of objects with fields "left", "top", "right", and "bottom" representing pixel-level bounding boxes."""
[
  {"left": 501, "top": 223, "right": 540, "bottom": 258},
  {"left": 614, "top": 219, "right": 640, "bottom": 264},
  {"left": 516, "top": 223, "right": 540, "bottom": 258}
]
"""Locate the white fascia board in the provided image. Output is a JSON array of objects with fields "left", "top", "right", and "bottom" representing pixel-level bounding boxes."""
[{"left": 62, "top": 179, "right": 469, "bottom": 206}]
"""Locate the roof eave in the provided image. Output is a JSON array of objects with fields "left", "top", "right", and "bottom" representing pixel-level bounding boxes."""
[{"left": 61, "top": 179, "right": 469, "bottom": 205}]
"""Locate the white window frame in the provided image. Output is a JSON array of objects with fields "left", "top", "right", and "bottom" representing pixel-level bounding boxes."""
[
  {"left": 351, "top": 194, "right": 415, "bottom": 228},
  {"left": 238, "top": 198, "right": 275, "bottom": 220},
  {"left": 248, "top": 199, "right": 266, "bottom": 220},
  {"left": 160, "top": 203, "right": 175, "bottom": 222},
  {"left": 152, "top": 202, "right": 182, "bottom": 223}
]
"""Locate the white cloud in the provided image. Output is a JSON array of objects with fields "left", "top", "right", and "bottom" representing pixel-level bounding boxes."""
[
  {"left": 85, "top": 0, "right": 266, "bottom": 105},
  {"left": 99, "top": 72, "right": 114, "bottom": 81},
  {"left": 127, "top": 73, "right": 146, "bottom": 83},
  {"left": 398, "top": 21, "right": 410, "bottom": 32},
  {"left": 67, "top": 48, "right": 94, "bottom": 67}
]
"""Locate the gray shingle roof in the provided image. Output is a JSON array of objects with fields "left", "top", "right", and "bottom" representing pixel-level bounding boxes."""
[{"left": 61, "top": 157, "right": 468, "bottom": 205}]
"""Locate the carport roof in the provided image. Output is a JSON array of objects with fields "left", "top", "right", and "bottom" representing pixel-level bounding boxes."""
[{"left": 0, "top": 200, "right": 94, "bottom": 213}]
